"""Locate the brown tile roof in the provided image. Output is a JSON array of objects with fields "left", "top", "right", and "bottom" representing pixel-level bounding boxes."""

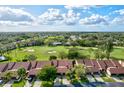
[
  {"left": 11, "top": 62, "right": 31, "bottom": 71},
  {"left": 91, "top": 59, "right": 100, "bottom": 68},
  {"left": 30, "top": 61, "right": 37, "bottom": 69},
  {"left": 51, "top": 60, "right": 73, "bottom": 69},
  {"left": 8, "top": 62, "right": 15, "bottom": 70},
  {"left": 98, "top": 60, "right": 106, "bottom": 70},
  {"left": 57, "top": 66, "right": 68, "bottom": 74},
  {"left": 86, "top": 67, "right": 100, "bottom": 73},
  {"left": 77, "top": 60, "right": 84, "bottom": 64},
  {"left": 104, "top": 60, "right": 116, "bottom": 68},
  {"left": 83, "top": 59, "right": 93, "bottom": 67},
  {"left": 108, "top": 67, "right": 124, "bottom": 74},
  {"left": 36, "top": 61, "right": 51, "bottom": 69},
  {"left": 0, "top": 63, "right": 8, "bottom": 72},
  {"left": 51, "top": 60, "right": 57, "bottom": 67},
  {"left": 28, "top": 69, "right": 40, "bottom": 76},
  {"left": 111, "top": 60, "right": 122, "bottom": 68}
]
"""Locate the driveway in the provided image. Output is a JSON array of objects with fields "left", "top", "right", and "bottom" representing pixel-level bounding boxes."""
[
  {"left": 62, "top": 76, "right": 74, "bottom": 87},
  {"left": 3, "top": 80, "right": 14, "bottom": 87},
  {"left": 112, "top": 76, "right": 123, "bottom": 82},
  {"left": 33, "top": 80, "right": 41, "bottom": 87},
  {"left": 24, "top": 81, "right": 32, "bottom": 87},
  {"left": 87, "top": 75, "right": 96, "bottom": 82},
  {"left": 54, "top": 76, "right": 61, "bottom": 87},
  {"left": 94, "top": 75, "right": 104, "bottom": 82}
]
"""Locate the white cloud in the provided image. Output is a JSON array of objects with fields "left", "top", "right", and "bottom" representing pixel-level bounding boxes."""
[
  {"left": 64, "top": 5, "right": 104, "bottom": 10},
  {"left": 0, "top": 7, "right": 35, "bottom": 22},
  {"left": 38, "top": 8, "right": 63, "bottom": 25},
  {"left": 63, "top": 10, "right": 80, "bottom": 25},
  {"left": 38, "top": 8, "right": 80, "bottom": 25},
  {"left": 79, "top": 14, "right": 108, "bottom": 25},
  {"left": 0, "top": 7, "right": 36, "bottom": 27},
  {"left": 113, "top": 9, "right": 124, "bottom": 15},
  {"left": 64, "top": 5, "right": 91, "bottom": 10},
  {"left": 111, "top": 16, "right": 124, "bottom": 25}
]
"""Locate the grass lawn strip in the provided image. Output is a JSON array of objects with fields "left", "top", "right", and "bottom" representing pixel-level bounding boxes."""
[
  {"left": 101, "top": 76, "right": 116, "bottom": 82},
  {"left": 12, "top": 79, "right": 26, "bottom": 87}
]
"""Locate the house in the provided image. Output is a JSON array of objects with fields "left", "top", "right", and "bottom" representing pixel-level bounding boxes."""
[
  {"left": 10, "top": 62, "right": 31, "bottom": 72},
  {"left": 91, "top": 59, "right": 101, "bottom": 68},
  {"left": 111, "top": 60, "right": 122, "bottom": 68},
  {"left": 98, "top": 60, "right": 107, "bottom": 71},
  {"left": 86, "top": 67, "right": 100, "bottom": 74},
  {"left": 0, "top": 56, "right": 6, "bottom": 61},
  {"left": 51, "top": 60, "right": 73, "bottom": 74},
  {"left": 36, "top": 61, "right": 51, "bottom": 69},
  {"left": 52, "top": 42, "right": 62, "bottom": 46},
  {"left": 104, "top": 60, "right": 116, "bottom": 68},
  {"left": 28, "top": 61, "right": 50, "bottom": 78},
  {"left": 28, "top": 69, "right": 39, "bottom": 78},
  {"left": 7, "top": 62, "right": 16, "bottom": 70},
  {"left": 0, "top": 63, "right": 8, "bottom": 73},
  {"left": 107, "top": 67, "right": 124, "bottom": 76},
  {"left": 30, "top": 61, "right": 37, "bottom": 69},
  {"left": 83, "top": 59, "right": 94, "bottom": 67}
]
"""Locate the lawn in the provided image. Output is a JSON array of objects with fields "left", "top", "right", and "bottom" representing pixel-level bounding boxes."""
[
  {"left": 11, "top": 79, "right": 26, "bottom": 87},
  {"left": 101, "top": 76, "right": 116, "bottom": 82},
  {"left": 3, "top": 46, "right": 124, "bottom": 62}
]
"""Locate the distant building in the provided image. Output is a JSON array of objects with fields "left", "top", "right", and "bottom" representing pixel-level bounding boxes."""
[
  {"left": 0, "top": 56, "right": 6, "bottom": 61},
  {"left": 52, "top": 42, "right": 62, "bottom": 46}
]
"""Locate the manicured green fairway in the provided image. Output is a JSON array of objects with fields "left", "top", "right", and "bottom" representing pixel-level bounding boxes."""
[{"left": 3, "top": 46, "right": 124, "bottom": 62}]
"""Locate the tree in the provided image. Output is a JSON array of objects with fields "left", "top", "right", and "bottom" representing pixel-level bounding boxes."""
[
  {"left": 3, "top": 72, "right": 13, "bottom": 82},
  {"left": 94, "top": 49, "right": 105, "bottom": 60},
  {"left": 37, "top": 66, "right": 57, "bottom": 81},
  {"left": 100, "top": 38, "right": 113, "bottom": 59},
  {"left": 24, "top": 54, "right": 37, "bottom": 61},
  {"left": 58, "top": 51, "right": 67, "bottom": 59},
  {"left": 74, "top": 64, "right": 86, "bottom": 80},
  {"left": 17, "top": 68, "right": 26, "bottom": 79},
  {"left": 68, "top": 48, "right": 79, "bottom": 59},
  {"left": 104, "top": 38, "right": 113, "bottom": 59},
  {"left": 49, "top": 55, "right": 57, "bottom": 60}
]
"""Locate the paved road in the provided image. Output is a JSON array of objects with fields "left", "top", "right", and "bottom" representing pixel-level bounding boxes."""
[
  {"left": 94, "top": 75, "right": 104, "bottom": 82},
  {"left": 61, "top": 82, "right": 124, "bottom": 87},
  {"left": 54, "top": 77, "right": 61, "bottom": 87},
  {"left": 87, "top": 75, "right": 96, "bottom": 82},
  {"left": 33, "top": 80, "right": 41, "bottom": 87},
  {"left": 3, "top": 80, "right": 14, "bottom": 87},
  {"left": 112, "top": 77, "right": 123, "bottom": 82},
  {"left": 62, "top": 76, "right": 74, "bottom": 87},
  {"left": 24, "top": 81, "right": 32, "bottom": 87}
]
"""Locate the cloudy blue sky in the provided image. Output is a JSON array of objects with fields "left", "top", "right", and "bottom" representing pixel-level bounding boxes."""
[{"left": 0, "top": 5, "right": 124, "bottom": 32}]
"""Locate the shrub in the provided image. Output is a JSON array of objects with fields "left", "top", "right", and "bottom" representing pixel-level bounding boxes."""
[
  {"left": 49, "top": 55, "right": 57, "bottom": 60},
  {"left": 41, "top": 81, "right": 53, "bottom": 87}
]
